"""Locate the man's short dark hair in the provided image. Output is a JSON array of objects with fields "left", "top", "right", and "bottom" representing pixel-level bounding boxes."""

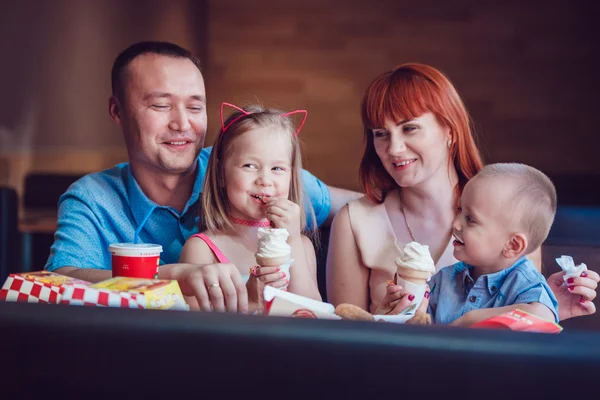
[{"left": 111, "top": 41, "right": 202, "bottom": 100}]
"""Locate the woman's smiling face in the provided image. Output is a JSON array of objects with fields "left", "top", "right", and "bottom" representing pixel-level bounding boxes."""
[{"left": 371, "top": 112, "right": 452, "bottom": 189}]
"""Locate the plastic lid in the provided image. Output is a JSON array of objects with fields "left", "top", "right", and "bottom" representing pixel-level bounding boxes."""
[{"left": 109, "top": 243, "right": 163, "bottom": 256}]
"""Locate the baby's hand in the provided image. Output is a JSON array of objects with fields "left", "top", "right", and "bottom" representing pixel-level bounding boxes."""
[
  {"left": 406, "top": 312, "right": 432, "bottom": 325},
  {"left": 264, "top": 198, "right": 302, "bottom": 239}
]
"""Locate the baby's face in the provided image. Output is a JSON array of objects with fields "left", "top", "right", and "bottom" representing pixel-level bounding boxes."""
[{"left": 451, "top": 176, "right": 519, "bottom": 269}]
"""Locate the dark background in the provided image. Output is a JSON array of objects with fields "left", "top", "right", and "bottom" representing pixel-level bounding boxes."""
[{"left": 2, "top": 0, "right": 599, "bottom": 195}]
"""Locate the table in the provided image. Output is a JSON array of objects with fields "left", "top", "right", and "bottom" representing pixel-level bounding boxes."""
[
  {"left": 18, "top": 209, "right": 57, "bottom": 272},
  {"left": 19, "top": 209, "right": 57, "bottom": 234}
]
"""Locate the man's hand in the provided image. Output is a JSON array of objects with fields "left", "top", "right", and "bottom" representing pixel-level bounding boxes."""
[{"left": 177, "top": 263, "right": 248, "bottom": 314}]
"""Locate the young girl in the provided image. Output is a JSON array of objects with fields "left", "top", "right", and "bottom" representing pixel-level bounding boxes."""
[{"left": 179, "top": 103, "right": 321, "bottom": 312}]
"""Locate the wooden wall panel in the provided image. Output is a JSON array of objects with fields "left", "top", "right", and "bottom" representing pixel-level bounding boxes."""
[{"left": 205, "top": 0, "right": 600, "bottom": 191}]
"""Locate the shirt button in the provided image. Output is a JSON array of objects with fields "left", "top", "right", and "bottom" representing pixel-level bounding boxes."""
[
  {"left": 180, "top": 216, "right": 185, "bottom": 223},
  {"left": 491, "top": 286, "right": 497, "bottom": 292},
  {"left": 469, "top": 295, "right": 477, "bottom": 303}
]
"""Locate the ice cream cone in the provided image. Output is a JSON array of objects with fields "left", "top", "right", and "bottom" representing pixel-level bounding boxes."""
[
  {"left": 395, "top": 266, "right": 431, "bottom": 286},
  {"left": 254, "top": 228, "right": 294, "bottom": 300},
  {"left": 394, "top": 242, "right": 436, "bottom": 315},
  {"left": 255, "top": 254, "right": 293, "bottom": 268}
]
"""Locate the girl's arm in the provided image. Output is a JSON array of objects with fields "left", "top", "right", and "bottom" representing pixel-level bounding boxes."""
[
  {"left": 325, "top": 204, "right": 370, "bottom": 310},
  {"left": 179, "top": 237, "right": 218, "bottom": 266},
  {"left": 178, "top": 237, "right": 220, "bottom": 311},
  {"left": 286, "top": 235, "right": 321, "bottom": 301},
  {"left": 179, "top": 237, "right": 254, "bottom": 313}
]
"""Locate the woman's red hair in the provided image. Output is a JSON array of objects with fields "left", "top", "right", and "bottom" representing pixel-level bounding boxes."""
[{"left": 359, "top": 63, "right": 484, "bottom": 203}]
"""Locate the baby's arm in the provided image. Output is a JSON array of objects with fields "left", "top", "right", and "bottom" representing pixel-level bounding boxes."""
[
  {"left": 450, "top": 303, "right": 555, "bottom": 327},
  {"left": 287, "top": 235, "right": 321, "bottom": 301}
]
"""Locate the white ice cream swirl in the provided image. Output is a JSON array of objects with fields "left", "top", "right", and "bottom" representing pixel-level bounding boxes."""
[
  {"left": 395, "top": 242, "right": 436, "bottom": 275},
  {"left": 256, "top": 228, "right": 291, "bottom": 258}
]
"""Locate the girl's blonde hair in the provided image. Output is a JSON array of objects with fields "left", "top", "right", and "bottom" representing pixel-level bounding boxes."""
[{"left": 201, "top": 105, "right": 318, "bottom": 240}]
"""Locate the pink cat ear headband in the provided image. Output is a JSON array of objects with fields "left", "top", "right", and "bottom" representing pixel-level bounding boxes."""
[{"left": 220, "top": 102, "right": 307, "bottom": 137}]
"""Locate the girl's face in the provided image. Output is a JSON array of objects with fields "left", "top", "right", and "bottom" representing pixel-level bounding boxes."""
[
  {"left": 371, "top": 112, "right": 452, "bottom": 190},
  {"left": 223, "top": 126, "right": 293, "bottom": 221}
]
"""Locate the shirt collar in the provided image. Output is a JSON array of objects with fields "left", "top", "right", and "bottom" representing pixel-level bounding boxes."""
[
  {"left": 126, "top": 158, "right": 204, "bottom": 227},
  {"left": 451, "top": 261, "right": 469, "bottom": 280},
  {"left": 181, "top": 158, "right": 204, "bottom": 216},
  {"left": 126, "top": 165, "right": 159, "bottom": 229},
  {"left": 483, "top": 256, "right": 529, "bottom": 295},
  {"left": 451, "top": 262, "right": 473, "bottom": 292},
  {"left": 451, "top": 256, "right": 529, "bottom": 295}
]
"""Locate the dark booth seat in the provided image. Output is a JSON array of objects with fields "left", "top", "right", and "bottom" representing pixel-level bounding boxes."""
[{"left": 2, "top": 302, "right": 600, "bottom": 399}]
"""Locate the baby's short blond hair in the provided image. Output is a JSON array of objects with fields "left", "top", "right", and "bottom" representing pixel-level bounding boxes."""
[{"left": 477, "top": 163, "right": 557, "bottom": 253}]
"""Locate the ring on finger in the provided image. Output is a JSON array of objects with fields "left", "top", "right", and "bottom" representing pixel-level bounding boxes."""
[
  {"left": 207, "top": 283, "right": 221, "bottom": 290},
  {"left": 249, "top": 265, "right": 259, "bottom": 277}
]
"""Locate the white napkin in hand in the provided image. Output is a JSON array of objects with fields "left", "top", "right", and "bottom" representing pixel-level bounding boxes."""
[{"left": 555, "top": 255, "right": 588, "bottom": 281}]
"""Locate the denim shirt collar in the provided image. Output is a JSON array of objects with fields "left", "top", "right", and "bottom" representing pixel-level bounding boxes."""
[
  {"left": 125, "top": 159, "right": 203, "bottom": 229},
  {"left": 452, "top": 256, "right": 529, "bottom": 295},
  {"left": 181, "top": 159, "right": 204, "bottom": 216}
]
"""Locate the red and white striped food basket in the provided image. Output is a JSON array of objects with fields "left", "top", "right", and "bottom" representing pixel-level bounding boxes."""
[
  {"left": 60, "top": 277, "right": 189, "bottom": 310},
  {"left": 60, "top": 284, "right": 145, "bottom": 308},
  {"left": 0, "top": 271, "right": 90, "bottom": 304}
]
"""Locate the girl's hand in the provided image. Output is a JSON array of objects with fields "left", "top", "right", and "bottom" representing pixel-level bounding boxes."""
[
  {"left": 264, "top": 198, "right": 302, "bottom": 239},
  {"left": 245, "top": 265, "right": 289, "bottom": 304},
  {"left": 548, "top": 269, "right": 599, "bottom": 321}
]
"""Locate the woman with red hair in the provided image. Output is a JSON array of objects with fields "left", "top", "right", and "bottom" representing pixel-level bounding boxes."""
[{"left": 326, "top": 63, "right": 598, "bottom": 320}]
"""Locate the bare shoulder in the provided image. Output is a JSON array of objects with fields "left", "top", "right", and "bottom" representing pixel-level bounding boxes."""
[
  {"left": 179, "top": 234, "right": 217, "bottom": 264},
  {"left": 331, "top": 203, "right": 351, "bottom": 228},
  {"left": 332, "top": 195, "right": 378, "bottom": 229},
  {"left": 301, "top": 235, "right": 317, "bottom": 254}
]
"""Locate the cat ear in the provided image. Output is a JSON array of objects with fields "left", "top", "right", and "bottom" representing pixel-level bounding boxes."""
[
  {"left": 221, "top": 102, "right": 250, "bottom": 133},
  {"left": 281, "top": 109, "right": 307, "bottom": 137}
]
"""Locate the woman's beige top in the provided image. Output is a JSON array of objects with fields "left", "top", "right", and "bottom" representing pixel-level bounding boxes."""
[{"left": 347, "top": 190, "right": 456, "bottom": 313}]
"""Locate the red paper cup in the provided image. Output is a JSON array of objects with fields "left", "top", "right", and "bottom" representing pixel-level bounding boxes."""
[{"left": 109, "top": 243, "right": 163, "bottom": 279}]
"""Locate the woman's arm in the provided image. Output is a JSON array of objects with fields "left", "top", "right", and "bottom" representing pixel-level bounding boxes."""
[
  {"left": 538, "top": 245, "right": 599, "bottom": 321},
  {"left": 286, "top": 235, "right": 321, "bottom": 301},
  {"left": 546, "top": 268, "right": 599, "bottom": 320},
  {"left": 325, "top": 204, "right": 370, "bottom": 310}
]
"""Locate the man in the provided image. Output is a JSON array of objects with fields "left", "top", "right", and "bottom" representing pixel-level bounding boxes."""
[{"left": 45, "top": 41, "right": 360, "bottom": 313}]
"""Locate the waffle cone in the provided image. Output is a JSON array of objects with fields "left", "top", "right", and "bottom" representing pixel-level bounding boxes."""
[
  {"left": 255, "top": 254, "right": 292, "bottom": 267},
  {"left": 396, "top": 266, "right": 431, "bottom": 285}
]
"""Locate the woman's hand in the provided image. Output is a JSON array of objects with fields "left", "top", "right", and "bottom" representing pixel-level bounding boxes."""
[
  {"left": 547, "top": 270, "right": 599, "bottom": 321},
  {"left": 265, "top": 198, "right": 302, "bottom": 239},
  {"left": 374, "top": 278, "right": 430, "bottom": 315},
  {"left": 245, "top": 265, "right": 289, "bottom": 304}
]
